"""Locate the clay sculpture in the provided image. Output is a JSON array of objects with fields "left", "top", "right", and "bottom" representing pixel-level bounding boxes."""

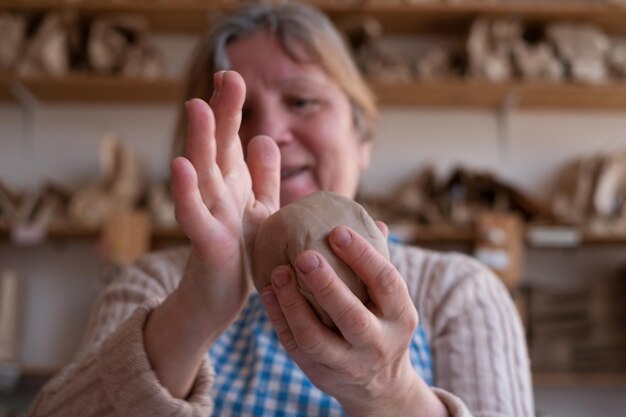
[
  {"left": 253, "top": 191, "right": 389, "bottom": 328},
  {"left": 0, "top": 12, "right": 26, "bottom": 72},
  {"left": 69, "top": 133, "right": 145, "bottom": 228}
]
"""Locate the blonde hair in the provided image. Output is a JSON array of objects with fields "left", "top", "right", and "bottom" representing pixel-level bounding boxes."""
[{"left": 172, "top": 2, "right": 378, "bottom": 158}]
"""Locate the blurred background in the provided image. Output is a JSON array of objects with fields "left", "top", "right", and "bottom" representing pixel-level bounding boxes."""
[{"left": 1, "top": 1, "right": 625, "bottom": 416}]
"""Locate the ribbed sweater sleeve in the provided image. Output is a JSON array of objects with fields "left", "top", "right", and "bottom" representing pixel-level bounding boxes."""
[
  {"left": 390, "top": 243, "right": 534, "bottom": 417},
  {"left": 27, "top": 247, "right": 215, "bottom": 417}
]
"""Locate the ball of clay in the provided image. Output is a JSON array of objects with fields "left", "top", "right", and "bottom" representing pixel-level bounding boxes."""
[{"left": 253, "top": 191, "right": 389, "bottom": 328}]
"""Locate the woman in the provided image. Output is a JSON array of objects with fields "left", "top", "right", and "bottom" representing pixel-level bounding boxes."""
[{"left": 28, "top": 3, "right": 533, "bottom": 417}]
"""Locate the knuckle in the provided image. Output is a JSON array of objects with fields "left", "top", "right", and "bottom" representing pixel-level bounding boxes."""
[
  {"left": 313, "top": 273, "right": 338, "bottom": 299},
  {"left": 373, "top": 264, "right": 401, "bottom": 295},
  {"left": 276, "top": 328, "right": 298, "bottom": 353},
  {"left": 399, "top": 306, "right": 419, "bottom": 333},
  {"left": 279, "top": 296, "right": 302, "bottom": 317},
  {"left": 337, "top": 302, "right": 370, "bottom": 336},
  {"left": 295, "top": 328, "right": 325, "bottom": 355},
  {"left": 352, "top": 243, "right": 377, "bottom": 266}
]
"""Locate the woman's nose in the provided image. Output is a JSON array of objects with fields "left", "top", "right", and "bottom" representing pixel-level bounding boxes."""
[{"left": 253, "top": 108, "right": 293, "bottom": 146}]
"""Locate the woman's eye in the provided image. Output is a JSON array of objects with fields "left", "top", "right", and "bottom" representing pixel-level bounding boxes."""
[{"left": 288, "top": 97, "right": 317, "bottom": 110}]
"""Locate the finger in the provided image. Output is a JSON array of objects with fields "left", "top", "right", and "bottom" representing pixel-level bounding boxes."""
[
  {"left": 270, "top": 265, "right": 348, "bottom": 364},
  {"left": 185, "top": 98, "right": 224, "bottom": 204},
  {"left": 170, "top": 157, "right": 216, "bottom": 251},
  {"left": 212, "top": 70, "right": 246, "bottom": 174},
  {"left": 260, "top": 284, "right": 299, "bottom": 353},
  {"left": 247, "top": 135, "right": 280, "bottom": 211},
  {"left": 329, "top": 226, "right": 414, "bottom": 323},
  {"left": 375, "top": 220, "right": 389, "bottom": 239},
  {"left": 294, "top": 250, "right": 376, "bottom": 347},
  {"left": 260, "top": 285, "right": 321, "bottom": 372}
]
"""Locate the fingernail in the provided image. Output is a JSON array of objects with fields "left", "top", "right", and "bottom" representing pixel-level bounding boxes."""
[
  {"left": 217, "top": 71, "right": 226, "bottom": 95},
  {"left": 272, "top": 266, "right": 291, "bottom": 288},
  {"left": 331, "top": 227, "right": 352, "bottom": 248},
  {"left": 296, "top": 252, "right": 320, "bottom": 274},
  {"left": 211, "top": 71, "right": 224, "bottom": 101}
]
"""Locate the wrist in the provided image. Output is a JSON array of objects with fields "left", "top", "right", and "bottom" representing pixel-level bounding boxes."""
[
  {"left": 143, "top": 289, "right": 220, "bottom": 399},
  {"left": 177, "top": 249, "right": 249, "bottom": 335},
  {"left": 146, "top": 288, "right": 218, "bottom": 353},
  {"left": 342, "top": 366, "right": 449, "bottom": 417},
  {"left": 169, "top": 281, "right": 235, "bottom": 349}
]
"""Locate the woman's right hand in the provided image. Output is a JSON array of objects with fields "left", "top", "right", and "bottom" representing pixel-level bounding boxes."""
[{"left": 172, "top": 70, "right": 281, "bottom": 337}]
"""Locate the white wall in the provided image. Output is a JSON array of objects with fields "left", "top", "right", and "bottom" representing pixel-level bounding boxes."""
[
  {"left": 1, "top": 34, "right": 625, "bottom": 416},
  {"left": 363, "top": 108, "right": 626, "bottom": 201}
]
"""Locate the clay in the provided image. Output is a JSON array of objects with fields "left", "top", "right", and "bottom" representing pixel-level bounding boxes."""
[
  {"left": 18, "top": 13, "right": 73, "bottom": 77},
  {"left": 467, "top": 18, "right": 521, "bottom": 82},
  {"left": 88, "top": 15, "right": 163, "bottom": 78},
  {"left": 0, "top": 12, "right": 26, "bottom": 72},
  {"left": 69, "top": 134, "right": 145, "bottom": 228},
  {"left": 253, "top": 191, "right": 389, "bottom": 328},
  {"left": 546, "top": 23, "right": 610, "bottom": 84}
]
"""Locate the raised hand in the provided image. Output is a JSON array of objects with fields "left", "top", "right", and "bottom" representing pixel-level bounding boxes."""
[
  {"left": 261, "top": 226, "right": 449, "bottom": 417},
  {"left": 144, "top": 71, "right": 280, "bottom": 399},
  {"left": 172, "top": 70, "right": 281, "bottom": 334}
]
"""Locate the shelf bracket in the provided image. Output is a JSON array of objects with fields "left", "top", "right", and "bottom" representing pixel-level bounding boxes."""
[
  {"left": 496, "top": 88, "right": 520, "bottom": 173},
  {"left": 9, "top": 81, "right": 39, "bottom": 155}
]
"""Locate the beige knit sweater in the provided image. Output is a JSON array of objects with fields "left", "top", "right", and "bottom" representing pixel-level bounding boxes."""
[{"left": 27, "top": 243, "right": 533, "bottom": 417}]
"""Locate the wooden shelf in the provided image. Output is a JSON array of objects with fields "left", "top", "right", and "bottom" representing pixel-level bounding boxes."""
[
  {"left": 409, "top": 225, "right": 474, "bottom": 244},
  {"left": 3, "top": 1, "right": 626, "bottom": 35},
  {"left": 3, "top": 222, "right": 625, "bottom": 246},
  {"left": 0, "top": 223, "right": 98, "bottom": 244},
  {"left": 3, "top": 75, "right": 626, "bottom": 109},
  {"left": 371, "top": 79, "right": 626, "bottom": 110},
  {"left": 0, "top": 74, "right": 182, "bottom": 103},
  {"left": 151, "top": 226, "right": 187, "bottom": 240},
  {"left": 326, "top": 1, "right": 626, "bottom": 36}
]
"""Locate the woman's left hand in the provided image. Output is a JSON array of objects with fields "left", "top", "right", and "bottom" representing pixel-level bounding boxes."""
[{"left": 260, "top": 225, "right": 449, "bottom": 417}]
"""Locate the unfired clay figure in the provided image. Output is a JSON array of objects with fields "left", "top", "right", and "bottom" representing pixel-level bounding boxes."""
[
  {"left": 88, "top": 15, "right": 164, "bottom": 78},
  {"left": 253, "top": 191, "right": 389, "bottom": 328},
  {"left": 18, "top": 13, "right": 73, "bottom": 77},
  {"left": 467, "top": 18, "right": 521, "bottom": 82},
  {"left": 546, "top": 23, "right": 610, "bottom": 84},
  {"left": 0, "top": 13, "right": 26, "bottom": 72},
  {"left": 512, "top": 40, "right": 564, "bottom": 82},
  {"left": 69, "top": 134, "right": 145, "bottom": 228}
]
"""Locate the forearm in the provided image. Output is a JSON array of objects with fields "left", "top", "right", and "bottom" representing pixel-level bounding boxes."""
[
  {"left": 144, "top": 288, "right": 219, "bottom": 399},
  {"left": 29, "top": 298, "right": 214, "bottom": 417},
  {"left": 143, "top": 246, "right": 252, "bottom": 399}
]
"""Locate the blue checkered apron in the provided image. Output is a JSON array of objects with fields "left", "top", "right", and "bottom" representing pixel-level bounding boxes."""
[{"left": 208, "top": 291, "right": 433, "bottom": 416}]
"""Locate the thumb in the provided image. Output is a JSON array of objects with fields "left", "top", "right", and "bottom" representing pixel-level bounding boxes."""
[{"left": 247, "top": 134, "right": 281, "bottom": 212}]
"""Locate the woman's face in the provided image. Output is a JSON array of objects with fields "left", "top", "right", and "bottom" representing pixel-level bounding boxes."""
[{"left": 227, "top": 30, "right": 372, "bottom": 207}]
